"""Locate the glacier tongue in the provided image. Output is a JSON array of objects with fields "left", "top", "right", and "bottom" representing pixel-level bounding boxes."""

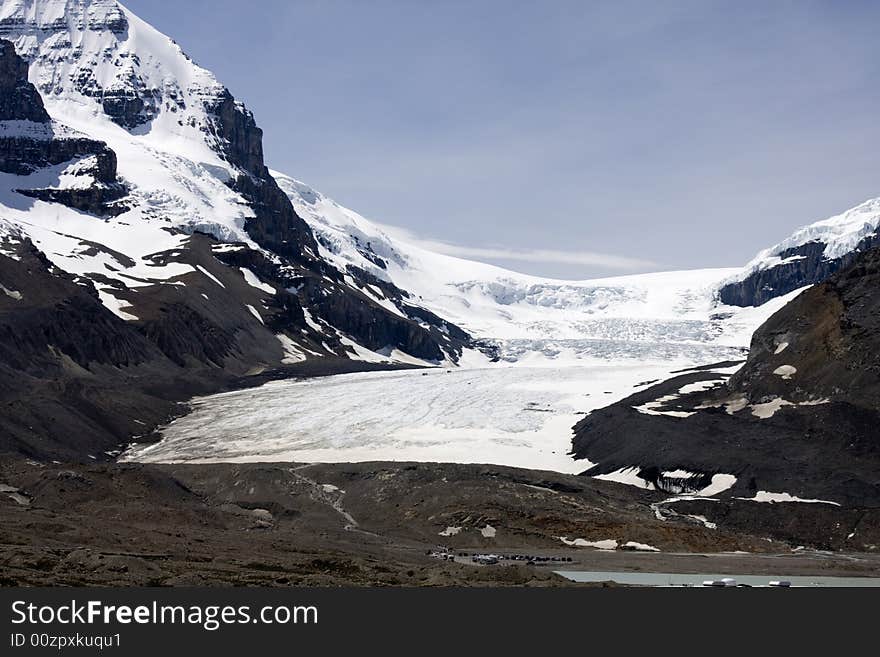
[{"left": 124, "top": 363, "right": 679, "bottom": 472}]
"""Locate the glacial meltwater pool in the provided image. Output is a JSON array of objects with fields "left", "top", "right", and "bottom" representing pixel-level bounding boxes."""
[{"left": 555, "top": 571, "right": 880, "bottom": 587}]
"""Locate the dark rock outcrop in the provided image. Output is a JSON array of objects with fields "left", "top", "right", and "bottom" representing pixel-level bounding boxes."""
[
  {"left": 231, "top": 172, "right": 319, "bottom": 263},
  {"left": 0, "top": 38, "right": 49, "bottom": 122},
  {"left": 206, "top": 90, "right": 265, "bottom": 176}
]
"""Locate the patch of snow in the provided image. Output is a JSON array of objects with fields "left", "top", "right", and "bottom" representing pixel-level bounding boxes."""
[
  {"left": 634, "top": 394, "right": 695, "bottom": 418},
  {"left": 751, "top": 398, "right": 792, "bottom": 418},
  {"left": 211, "top": 244, "right": 245, "bottom": 253},
  {"left": 240, "top": 267, "right": 275, "bottom": 294},
  {"left": 246, "top": 304, "right": 263, "bottom": 324},
  {"left": 736, "top": 491, "right": 840, "bottom": 506},
  {"left": 559, "top": 537, "right": 618, "bottom": 550},
  {"left": 749, "top": 396, "right": 828, "bottom": 419},
  {"left": 773, "top": 364, "right": 797, "bottom": 379},
  {"left": 694, "top": 474, "right": 737, "bottom": 497},
  {"left": 677, "top": 380, "right": 723, "bottom": 395},
  {"left": 774, "top": 342, "right": 789, "bottom": 354},
  {"left": 376, "top": 346, "right": 440, "bottom": 368},
  {"left": 632, "top": 380, "right": 720, "bottom": 418},
  {"left": 96, "top": 288, "right": 138, "bottom": 321},
  {"left": 663, "top": 469, "right": 698, "bottom": 478},
  {"left": 439, "top": 526, "right": 462, "bottom": 537},
  {"left": 337, "top": 335, "right": 391, "bottom": 364},
  {"left": 623, "top": 541, "right": 660, "bottom": 552},
  {"left": 480, "top": 524, "right": 497, "bottom": 538},
  {"left": 276, "top": 334, "right": 307, "bottom": 364},
  {"left": 594, "top": 467, "right": 654, "bottom": 490},
  {"left": 196, "top": 265, "right": 225, "bottom": 288},
  {"left": 1, "top": 283, "right": 22, "bottom": 300}
]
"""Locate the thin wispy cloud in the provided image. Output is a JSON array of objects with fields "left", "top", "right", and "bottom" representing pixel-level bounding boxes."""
[{"left": 377, "top": 224, "right": 655, "bottom": 271}]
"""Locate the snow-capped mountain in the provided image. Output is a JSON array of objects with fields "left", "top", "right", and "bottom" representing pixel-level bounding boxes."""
[
  {"left": 718, "top": 196, "right": 880, "bottom": 306},
  {"left": 0, "top": 0, "right": 468, "bottom": 370}
]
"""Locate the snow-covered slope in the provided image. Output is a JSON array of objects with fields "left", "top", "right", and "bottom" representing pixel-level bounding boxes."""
[
  {"left": 718, "top": 197, "right": 880, "bottom": 307},
  {"left": 745, "top": 197, "right": 880, "bottom": 266}
]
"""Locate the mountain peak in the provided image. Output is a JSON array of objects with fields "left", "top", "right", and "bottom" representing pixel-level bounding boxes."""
[
  {"left": 0, "top": 0, "right": 127, "bottom": 34},
  {"left": 0, "top": 0, "right": 221, "bottom": 130}
]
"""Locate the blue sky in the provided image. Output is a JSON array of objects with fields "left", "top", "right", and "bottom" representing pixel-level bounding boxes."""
[{"left": 125, "top": 0, "right": 880, "bottom": 278}]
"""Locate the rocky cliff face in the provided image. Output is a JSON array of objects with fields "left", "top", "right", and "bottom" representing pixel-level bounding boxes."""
[
  {"left": 205, "top": 86, "right": 320, "bottom": 261},
  {"left": 0, "top": 38, "right": 48, "bottom": 122}
]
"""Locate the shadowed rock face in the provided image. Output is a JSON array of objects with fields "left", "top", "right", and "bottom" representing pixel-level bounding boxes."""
[
  {"left": 0, "top": 38, "right": 49, "bottom": 122},
  {"left": 0, "top": 235, "right": 310, "bottom": 460},
  {"left": 573, "top": 247, "right": 880, "bottom": 508},
  {"left": 200, "top": 87, "right": 321, "bottom": 263}
]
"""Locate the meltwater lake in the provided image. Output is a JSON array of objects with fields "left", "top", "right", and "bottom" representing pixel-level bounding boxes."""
[{"left": 555, "top": 571, "right": 880, "bottom": 587}]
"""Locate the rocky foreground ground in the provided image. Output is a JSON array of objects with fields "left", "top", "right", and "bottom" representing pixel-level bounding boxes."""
[{"left": 1, "top": 458, "right": 877, "bottom": 586}]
